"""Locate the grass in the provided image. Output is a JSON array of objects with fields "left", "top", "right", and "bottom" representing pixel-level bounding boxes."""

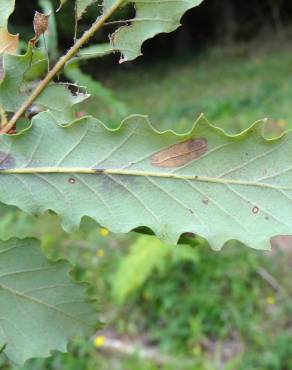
[{"left": 105, "top": 42, "right": 292, "bottom": 135}]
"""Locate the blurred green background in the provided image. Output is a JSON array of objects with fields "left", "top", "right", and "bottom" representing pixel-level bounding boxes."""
[{"left": 1, "top": 0, "right": 292, "bottom": 369}]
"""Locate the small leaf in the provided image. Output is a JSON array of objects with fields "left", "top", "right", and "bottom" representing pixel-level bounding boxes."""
[
  {"left": 0, "top": 238, "right": 97, "bottom": 364},
  {"left": 108, "top": 0, "right": 205, "bottom": 63},
  {"left": 0, "top": 44, "right": 87, "bottom": 124}
]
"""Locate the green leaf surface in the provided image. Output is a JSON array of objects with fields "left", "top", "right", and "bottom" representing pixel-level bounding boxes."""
[
  {"left": 64, "top": 63, "right": 128, "bottom": 127},
  {"left": 108, "top": 0, "right": 205, "bottom": 62},
  {"left": 57, "top": 0, "right": 96, "bottom": 19},
  {"left": 0, "top": 238, "right": 96, "bottom": 364},
  {"left": 0, "top": 45, "right": 87, "bottom": 122},
  {"left": 0, "top": 113, "right": 290, "bottom": 250},
  {"left": 0, "top": 0, "right": 15, "bottom": 28},
  {"left": 70, "top": 43, "right": 113, "bottom": 64}
]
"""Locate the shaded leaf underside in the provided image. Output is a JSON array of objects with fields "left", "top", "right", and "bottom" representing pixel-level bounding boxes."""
[
  {"left": 0, "top": 238, "right": 96, "bottom": 364},
  {"left": 0, "top": 113, "right": 291, "bottom": 250}
]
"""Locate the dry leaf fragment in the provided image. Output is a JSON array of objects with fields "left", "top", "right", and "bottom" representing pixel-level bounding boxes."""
[
  {"left": 0, "top": 28, "right": 19, "bottom": 54},
  {"left": 151, "top": 138, "right": 208, "bottom": 168},
  {"left": 33, "top": 11, "right": 50, "bottom": 40}
]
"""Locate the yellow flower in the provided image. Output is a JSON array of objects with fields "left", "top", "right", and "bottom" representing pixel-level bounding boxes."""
[
  {"left": 96, "top": 249, "right": 105, "bottom": 258},
  {"left": 100, "top": 228, "right": 109, "bottom": 237},
  {"left": 266, "top": 296, "right": 276, "bottom": 305},
  {"left": 94, "top": 336, "right": 105, "bottom": 348}
]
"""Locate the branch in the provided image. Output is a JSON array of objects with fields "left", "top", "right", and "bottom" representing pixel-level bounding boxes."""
[{"left": 0, "top": 0, "right": 124, "bottom": 134}]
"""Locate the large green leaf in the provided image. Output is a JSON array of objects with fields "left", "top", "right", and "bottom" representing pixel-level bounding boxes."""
[
  {"left": 0, "top": 238, "right": 96, "bottom": 364},
  {"left": 107, "top": 0, "right": 205, "bottom": 62},
  {"left": 0, "top": 113, "right": 290, "bottom": 250}
]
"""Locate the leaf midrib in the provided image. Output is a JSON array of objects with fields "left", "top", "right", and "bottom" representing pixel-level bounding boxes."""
[{"left": 0, "top": 167, "right": 290, "bottom": 190}]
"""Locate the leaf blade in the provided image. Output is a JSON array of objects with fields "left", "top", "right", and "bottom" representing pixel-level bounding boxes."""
[
  {"left": 109, "top": 0, "right": 205, "bottom": 62},
  {"left": 0, "top": 238, "right": 96, "bottom": 364},
  {"left": 0, "top": 113, "right": 290, "bottom": 250}
]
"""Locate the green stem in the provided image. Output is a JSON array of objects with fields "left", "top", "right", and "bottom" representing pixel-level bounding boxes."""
[{"left": 0, "top": 0, "right": 124, "bottom": 135}]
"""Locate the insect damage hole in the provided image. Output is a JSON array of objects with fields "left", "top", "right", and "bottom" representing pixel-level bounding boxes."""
[
  {"left": 202, "top": 196, "right": 209, "bottom": 205},
  {"left": 151, "top": 138, "right": 208, "bottom": 168},
  {"left": 68, "top": 177, "right": 76, "bottom": 184}
]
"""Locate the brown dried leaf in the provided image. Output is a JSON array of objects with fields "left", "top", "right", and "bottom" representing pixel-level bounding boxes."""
[
  {"left": 0, "top": 28, "right": 19, "bottom": 54},
  {"left": 151, "top": 138, "right": 208, "bottom": 168},
  {"left": 33, "top": 11, "right": 50, "bottom": 40}
]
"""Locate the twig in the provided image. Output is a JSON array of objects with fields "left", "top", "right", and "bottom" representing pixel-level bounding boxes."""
[
  {"left": 257, "top": 267, "right": 284, "bottom": 293},
  {"left": 98, "top": 336, "right": 195, "bottom": 366}
]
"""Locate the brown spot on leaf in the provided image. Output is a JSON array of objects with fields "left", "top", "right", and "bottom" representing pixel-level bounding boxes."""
[
  {"left": 252, "top": 206, "right": 259, "bottom": 215},
  {"left": 68, "top": 177, "right": 76, "bottom": 184},
  {"left": 0, "top": 151, "right": 15, "bottom": 169},
  {"left": 263, "top": 119, "right": 287, "bottom": 138},
  {"left": 151, "top": 138, "right": 208, "bottom": 168},
  {"left": 202, "top": 196, "right": 209, "bottom": 205}
]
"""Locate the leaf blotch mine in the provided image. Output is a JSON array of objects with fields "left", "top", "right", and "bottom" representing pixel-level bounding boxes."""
[
  {"left": 252, "top": 206, "right": 259, "bottom": 215},
  {"left": 0, "top": 151, "right": 15, "bottom": 169},
  {"left": 151, "top": 138, "right": 208, "bottom": 168}
]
